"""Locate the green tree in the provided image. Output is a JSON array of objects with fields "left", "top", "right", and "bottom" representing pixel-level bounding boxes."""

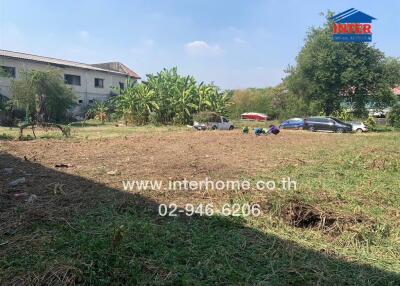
[
  {"left": 286, "top": 12, "right": 397, "bottom": 117},
  {"left": 229, "top": 88, "right": 273, "bottom": 119},
  {"left": 113, "top": 81, "right": 158, "bottom": 125},
  {"left": 10, "top": 70, "right": 76, "bottom": 122},
  {"left": 228, "top": 84, "right": 316, "bottom": 120},
  {"left": 387, "top": 104, "right": 400, "bottom": 127},
  {"left": 198, "top": 83, "right": 232, "bottom": 117},
  {"left": 269, "top": 84, "right": 316, "bottom": 119},
  {"left": 87, "top": 101, "right": 109, "bottom": 124},
  {"left": 145, "top": 68, "right": 231, "bottom": 124},
  {"left": 382, "top": 57, "right": 400, "bottom": 88},
  {"left": 112, "top": 68, "right": 232, "bottom": 125}
]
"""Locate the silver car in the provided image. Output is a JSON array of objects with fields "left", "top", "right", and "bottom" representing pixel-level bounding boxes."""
[
  {"left": 350, "top": 122, "right": 368, "bottom": 133},
  {"left": 192, "top": 116, "right": 234, "bottom": 130}
]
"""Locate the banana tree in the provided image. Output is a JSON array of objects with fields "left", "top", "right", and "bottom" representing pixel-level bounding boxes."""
[
  {"left": 87, "top": 101, "right": 109, "bottom": 124},
  {"left": 113, "top": 83, "right": 158, "bottom": 125}
]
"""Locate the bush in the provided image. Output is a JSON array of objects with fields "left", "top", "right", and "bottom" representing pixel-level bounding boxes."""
[
  {"left": 148, "top": 112, "right": 160, "bottom": 126},
  {"left": 331, "top": 110, "right": 353, "bottom": 122},
  {"left": 387, "top": 104, "right": 400, "bottom": 127},
  {"left": 364, "top": 116, "right": 376, "bottom": 129},
  {"left": 87, "top": 101, "right": 109, "bottom": 124}
]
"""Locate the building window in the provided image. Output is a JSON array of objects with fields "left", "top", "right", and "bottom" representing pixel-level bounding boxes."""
[
  {"left": 119, "top": 82, "right": 125, "bottom": 90},
  {"left": 88, "top": 99, "right": 94, "bottom": 104},
  {"left": 0, "top": 66, "right": 16, "bottom": 78},
  {"left": 78, "top": 99, "right": 83, "bottom": 104},
  {"left": 64, "top": 74, "right": 81, "bottom": 86},
  {"left": 95, "top": 78, "right": 104, "bottom": 88}
]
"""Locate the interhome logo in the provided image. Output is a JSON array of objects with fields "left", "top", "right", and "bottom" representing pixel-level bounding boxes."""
[{"left": 331, "top": 8, "right": 376, "bottom": 42}]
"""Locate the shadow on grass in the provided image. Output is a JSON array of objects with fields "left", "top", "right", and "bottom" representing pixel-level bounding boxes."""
[{"left": 0, "top": 152, "right": 399, "bottom": 285}]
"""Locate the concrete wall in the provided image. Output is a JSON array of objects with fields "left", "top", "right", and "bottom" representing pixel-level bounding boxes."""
[{"left": 0, "top": 56, "right": 129, "bottom": 114}]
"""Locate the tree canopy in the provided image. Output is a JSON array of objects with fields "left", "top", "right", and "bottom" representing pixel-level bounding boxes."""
[
  {"left": 10, "top": 69, "right": 76, "bottom": 123},
  {"left": 285, "top": 12, "right": 400, "bottom": 116},
  {"left": 112, "top": 68, "right": 232, "bottom": 125}
]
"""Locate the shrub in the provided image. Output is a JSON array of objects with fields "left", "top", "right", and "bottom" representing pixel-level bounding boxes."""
[
  {"left": 364, "top": 116, "right": 376, "bottom": 129},
  {"left": 148, "top": 112, "right": 160, "bottom": 126},
  {"left": 331, "top": 110, "right": 353, "bottom": 122},
  {"left": 387, "top": 104, "right": 400, "bottom": 127},
  {"left": 87, "top": 101, "right": 109, "bottom": 124}
]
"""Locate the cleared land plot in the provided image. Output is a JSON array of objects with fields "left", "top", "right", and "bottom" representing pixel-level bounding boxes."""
[{"left": 1, "top": 127, "right": 399, "bottom": 285}]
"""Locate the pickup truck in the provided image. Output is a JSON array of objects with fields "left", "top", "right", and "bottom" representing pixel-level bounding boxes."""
[{"left": 193, "top": 116, "right": 234, "bottom": 130}]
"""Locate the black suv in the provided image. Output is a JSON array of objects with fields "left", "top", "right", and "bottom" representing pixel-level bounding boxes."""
[{"left": 303, "top": 117, "right": 352, "bottom": 133}]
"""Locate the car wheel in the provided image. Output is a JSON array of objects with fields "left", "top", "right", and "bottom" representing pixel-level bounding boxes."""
[
  {"left": 211, "top": 125, "right": 217, "bottom": 130},
  {"left": 309, "top": 126, "right": 315, "bottom": 132},
  {"left": 356, "top": 128, "right": 363, "bottom": 133},
  {"left": 229, "top": 125, "right": 234, "bottom": 130},
  {"left": 336, "top": 128, "right": 344, "bottom": 133}
]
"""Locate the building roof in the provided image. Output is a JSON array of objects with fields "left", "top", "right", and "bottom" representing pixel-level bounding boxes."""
[
  {"left": 0, "top": 49, "right": 140, "bottom": 79},
  {"left": 331, "top": 8, "right": 376, "bottom": 23},
  {"left": 393, "top": 87, "right": 400, "bottom": 95},
  {"left": 91, "top": 62, "right": 140, "bottom": 79}
]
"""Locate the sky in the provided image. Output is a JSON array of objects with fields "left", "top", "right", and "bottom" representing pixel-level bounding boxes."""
[{"left": 0, "top": 0, "right": 399, "bottom": 89}]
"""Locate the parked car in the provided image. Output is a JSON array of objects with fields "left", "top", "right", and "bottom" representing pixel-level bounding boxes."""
[
  {"left": 193, "top": 116, "right": 234, "bottom": 130},
  {"left": 210, "top": 116, "right": 234, "bottom": 130},
  {"left": 241, "top": 112, "right": 269, "bottom": 121},
  {"left": 279, "top": 118, "right": 304, "bottom": 129},
  {"left": 303, "top": 117, "right": 353, "bottom": 133},
  {"left": 350, "top": 121, "right": 368, "bottom": 133}
]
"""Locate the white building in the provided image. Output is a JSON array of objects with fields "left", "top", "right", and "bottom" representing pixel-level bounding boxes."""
[{"left": 0, "top": 49, "right": 140, "bottom": 112}]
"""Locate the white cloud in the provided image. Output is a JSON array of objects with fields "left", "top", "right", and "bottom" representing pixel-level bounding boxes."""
[
  {"left": 78, "top": 30, "right": 90, "bottom": 42},
  {"left": 184, "top": 40, "right": 223, "bottom": 56}
]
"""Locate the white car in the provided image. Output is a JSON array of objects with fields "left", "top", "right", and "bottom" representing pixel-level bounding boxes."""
[
  {"left": 208, "top": 116, "right": 235, "bottom": 130},
  {"left": 350, "top": 122, "right": 368, "bottom": 133},
  {"left": 192, "top": 116, "right": 234, "bottom": 130},
  {"left": 192, "top": 116, "right": 235, "bottom": 130}
]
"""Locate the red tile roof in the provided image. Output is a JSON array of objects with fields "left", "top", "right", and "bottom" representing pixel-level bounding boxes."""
[{"left": 392, "top": 87, "right": 400, "bottom": 95}]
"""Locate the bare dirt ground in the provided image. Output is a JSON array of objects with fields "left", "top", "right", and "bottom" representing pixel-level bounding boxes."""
[
  {"left": 0, "top": 130, "right": 357, "bottom": 206},
  {"left": 1, "top": 130, "right": 353, "bottom": 184},
  {"left": 2, "top": 129, "right": 396, "bottom": 217}
]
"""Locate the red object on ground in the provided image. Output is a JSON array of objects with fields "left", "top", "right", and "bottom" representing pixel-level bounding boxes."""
[{"left": 241, "top": 112, "right": 269, "bottom": 121}]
